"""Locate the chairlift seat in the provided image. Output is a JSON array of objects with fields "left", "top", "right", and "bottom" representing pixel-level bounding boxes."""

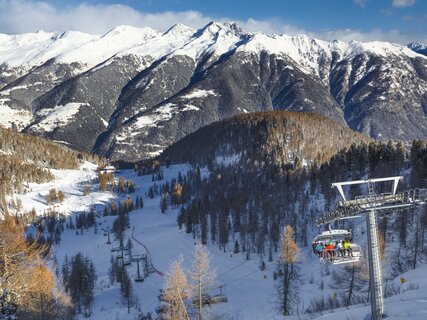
[
  {"left": 328, "top": 244, "right": 363, "bottom": 265},
  {"left": 134, "top": 277, "right": 144, "bottom": 283},
  {"left": 211, "top": 294, "right": 228, "bottom": 304}
]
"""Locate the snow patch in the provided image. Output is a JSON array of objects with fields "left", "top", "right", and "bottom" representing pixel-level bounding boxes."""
[
  {"left": 32, "top": 102, "right": 87, "bottom": 132},
  {"left": 0, "top": 101, "right": 32, "bottom": 129},
  {"left": 182, "top": 105, "right": 200, "bottom": 111},
  {"left": 1, "top": 84, "right": 29, "bottom": 95},
  {"left": 132, "top": 103, "right": 177, "bottom": 130},
  {"left": 181, "top": 89, "right": 216, "bottom": 99},
  {"left": 215, "top": 153, "right": 241, "bottom": 166}
]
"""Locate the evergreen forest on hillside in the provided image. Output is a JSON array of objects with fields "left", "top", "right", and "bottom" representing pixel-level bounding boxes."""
[
  {"left": 149, "top": 138, "right": 427, "bottom": 313},
  {"left": 159, "top": 111, "right": 372, "bottom": 167}
]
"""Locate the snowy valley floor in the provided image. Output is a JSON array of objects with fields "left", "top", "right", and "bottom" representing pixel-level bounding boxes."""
[{"left": 16, "top": 163, "right": 427, "bottom": 319}]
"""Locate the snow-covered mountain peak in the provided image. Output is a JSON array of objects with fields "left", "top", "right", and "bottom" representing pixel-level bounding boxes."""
[
  {"left": 0, "top": 30, "right": 86, "bottom": 67},
  {"left": 197, "top": 21, "right": 249, "bottom": 38},
  {"left": 1, "top": 21, "right": 425, "bottom": 71},
  {"left": 408, "top": 41, "right": 426, "bottom": 50},
  {"left": 407, "top": 41, "right": 427, "bottom": 56},
  {"left": 163, "top": 23, "right": 195, "bottom": 37},
  {"left": 343, "top": 40, "right": 421, "bottom": 59},
  {"left": 55, "top": 26, "right": 159, "bottom": 68},
  {"left": 102, "top": 25, "right": 159, "bottom": 39},
  {"left": 172, "top": 21, "right": 249, "bottom": 62}
]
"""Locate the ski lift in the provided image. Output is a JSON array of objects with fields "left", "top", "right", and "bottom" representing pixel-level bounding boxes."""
[
  {"left": 134, "top": 256, "right": 144, "bottom": 283},
  {"left": 211, "top": 294, "right": 228, "bottom": 304},
  {"left": 210, "top": 284, "right": 227, "bottom": 304},
  {"left": 311, "top": 227, "right": 362, "bottom": 265}
]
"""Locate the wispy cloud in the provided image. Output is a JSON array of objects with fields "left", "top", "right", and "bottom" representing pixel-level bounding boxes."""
[
  {"left": 0, "top": 0, "right": 424, "bottom": 45},
  {"left": 354, "top": 0, "right": 368, "bottom": 8},
  {"left": 392, "top": 0, "right": 416, "bottom": 8},
  {"left": 0, "top": 1, "right": 212, "bottom": 34},
  {"left": 314, "top": 27, "right": 423, "bottom": 44}
]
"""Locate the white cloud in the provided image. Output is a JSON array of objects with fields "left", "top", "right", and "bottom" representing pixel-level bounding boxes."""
[
  {"left": 354, "top": 0, "right": 368, "bottom": 7},
  {"left": 236, "top": 19, "right": 422, "bottom": 45},
  {"left": 314, "top": 28, "right": 420, "bottom": 44},
  {"left": 0, "top": 0, "right": 212, "bottom": 34},
  {"left": 392, "top": 0, "right": 416, "bottom": 8},
  {"left": 0, "top": 0, "right": 423, "bottom": 45}
]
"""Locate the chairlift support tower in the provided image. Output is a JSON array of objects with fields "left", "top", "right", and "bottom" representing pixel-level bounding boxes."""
[{"left": 317, "top": 176, "right": 427, "bottom": 320}]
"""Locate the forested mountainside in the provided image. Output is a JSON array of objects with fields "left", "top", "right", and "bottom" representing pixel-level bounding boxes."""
[
  {"left": 0, "top": 129, "right": 96, "bottom": 318},
  {"left": 0, "top": 126, "right": 97, "bottom": 213},
  {"left": 159, "top": 111, "right": 372, "bottom": 167},
  {"left": 1, "top": 22, "right": 427, "bottom": 160},
  {"left": 140, "top": 111, "right": 427, "bottom": 313},
  {"left": 153, "top": 112, "right": 412, "bottom": 254}
]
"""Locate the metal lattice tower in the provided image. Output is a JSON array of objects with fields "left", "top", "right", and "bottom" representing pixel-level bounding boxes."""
[
  {"left": 316, "top": 176, "right": 427, "bottom": 320},
  {"left": 366, "top": 181, "right": 384, "bottom": 319}
]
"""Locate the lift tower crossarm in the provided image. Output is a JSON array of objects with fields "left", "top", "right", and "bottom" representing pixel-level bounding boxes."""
[
  {"left": 316, "top": 188, "right": 427, "bottom": 227},
  {"left": 331, "top": 176, "right": 403, "bottom": 201}
]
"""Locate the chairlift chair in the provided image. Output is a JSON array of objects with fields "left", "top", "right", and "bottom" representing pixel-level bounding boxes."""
[
  {"left": 328, "top": 243, "right": 363, "bottom": 265},
  {"left": 312, "top": 227, "right": 363, "bottom": 265},
  {"left": 211, "top": 294, "right": 228, "bottom": 304}
]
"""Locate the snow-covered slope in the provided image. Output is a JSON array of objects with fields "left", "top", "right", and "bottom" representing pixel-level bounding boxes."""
[
  {"left": 14, "top": 162, "right": 113, "bottom": 215},
  {"left": 14, "top": 163, "right": 427, "bottom": 320},
  {"left": 314, "top": 264, "right": 427, "bottom": 320}
]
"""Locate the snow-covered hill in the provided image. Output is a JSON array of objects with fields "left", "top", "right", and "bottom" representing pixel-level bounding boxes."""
[
  {"left": 1, "top": 22, "right": 427, "bottom": 160},
  {"left": 12, "top": 161, "right": 427, "bottom": 319},
  {"left": 14, "top": 162, "right": 112, "bottom": 215}
]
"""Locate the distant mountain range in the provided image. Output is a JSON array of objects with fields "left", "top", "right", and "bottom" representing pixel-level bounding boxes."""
[
  {"left": 408, "top": 42, "right": 427, "bottom": 56},
  {"left": 0, "top": 22, "right": 426, "bottom": 160}
]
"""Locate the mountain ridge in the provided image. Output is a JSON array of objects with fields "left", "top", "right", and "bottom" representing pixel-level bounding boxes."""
[
  {"left": 1, "top": 21, "right": 426, "bottom": 160},
  {"left": 408, "top": 41, "right": 427, "bottom": 56}
]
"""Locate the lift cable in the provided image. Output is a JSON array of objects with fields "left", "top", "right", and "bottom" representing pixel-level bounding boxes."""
[
  {"left": 220, "top": 262, "right": 275, "bottom": 287},
  {"left": 217, "top": 259, "right": 250, "bottom": 278}
]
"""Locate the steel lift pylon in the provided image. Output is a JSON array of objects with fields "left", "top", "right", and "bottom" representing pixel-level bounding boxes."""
[{"left": 316, "top": 176, "right": 427, "bottom": 320}]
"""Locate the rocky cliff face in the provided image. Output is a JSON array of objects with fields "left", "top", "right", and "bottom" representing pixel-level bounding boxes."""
[{"left": 1, "top": 22, "right": 426, "bottom": 160}]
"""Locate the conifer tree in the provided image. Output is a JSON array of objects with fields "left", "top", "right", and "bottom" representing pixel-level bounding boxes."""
[
  {"left": 330, "top": 261, "right": 369, "bottom": 306},
  {"left": 162, "top": 257, "right": 190, "bottom": 320},
  {"left": 189, "top": 244, "right": 215, "bottom": 320},
  {"left": 120, "top": 268, "right": 135, "bottom": 314},
  {"left": 66, "top": 253, "right": 97, "bottom": 317},
  {"left": 275, "top": 225, "right": 300, "bottom": 316}
]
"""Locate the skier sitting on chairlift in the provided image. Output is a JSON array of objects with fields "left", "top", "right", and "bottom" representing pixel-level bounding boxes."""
[
  {"left": 315, "top": 242, "right": 323, "bottom": 257},
  {"left": 343, "top": 240, "right": 353, "bottom": 257},
  {"left": 325, "top": 241, "right": 334, "bottom": 260},
  {"left": 335, "top": 241, "right": 343, "bottom": 257}
]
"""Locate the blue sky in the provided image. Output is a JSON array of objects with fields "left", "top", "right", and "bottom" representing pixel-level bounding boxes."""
[{"left": 0, "top": 0, "right": 426, "bottom": 43}]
